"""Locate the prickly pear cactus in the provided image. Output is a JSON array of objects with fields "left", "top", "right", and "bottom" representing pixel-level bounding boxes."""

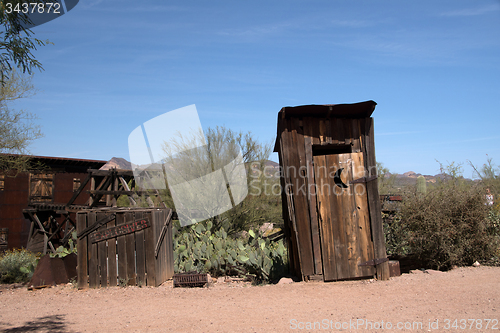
[{"left": 173, "top": 220, "right": 287, "bottom": 282}]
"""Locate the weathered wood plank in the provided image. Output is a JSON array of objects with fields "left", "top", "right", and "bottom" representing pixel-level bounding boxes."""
[
  {"left": 67, "top": 171, "right": 92, "bottom": 207},
  {"left": 87, "top": 169, "right": 135, "bottom": 177},
  {"left": 166, "top": 210, "right": 174, "bottom": 279},
  {"left": 76, "top": 212, "right": 88, "bottom": 289},
  {"left": 328, "top": 154, "right": 349, "bottom": 280},
  {"left": 351, "top": 152, "right": 372, "bottom": 277},
  {"left": 362, "top": 117, "right": 389, "bottom": 280},
  {"left": 304, "top": 126, "right": 322, "bottom": 276},
  {"left": 319, "top": 119, "right": 326, "bottom": 144},
  {"left": 88, "top": 211, "right": 99, "bottom": 288},
  {"left": 125, "top": 211, "right": 136, "bottom": 286},
  {"left": 290, "top": 117, "right": 315, "bottom": 277},
  {"left": 311, "top": 118, "right": 321, "bottom": 145},
  {"left": 154, "top": 210, "right": 168, "bottom": 286},
  {"left": 106, "top": 214, "right": 117, "bottom": 287},
  {"left": 155, "top": 209, "right": 172, "bottom": 257},
  {"left": 341, "top": 154, "right": 358, "bottom": 278},
  {"left": 96, "top": 212, "right": 108, "bottom": 287},
  {"left": 135, "top": 211, "right": 146, "bottom": 287},
  {"left": 334, "top": 118, "right": 345, "bottom": 145},
  {"left": 351, "top": 119, "right": 361, "bottom": 153},
  {"left": 314, "top": 154, "right": 337, "bottom": 281},
  {"left": 116, "top": 212, "right": 127, "bottom": 286},
  {"left": 144, "top": 210, "right": 156, "bottom": 286},
  {"left": 153, "top": 210, "right": 162, "bottom": 285},
  {"left": 278, "top": 119, "right": 302, "bottom": 279},
  {"left": 325, "top": 119, "right": 332, "bottom": 144},
  {"left": 344, "top": 118, "right": 352, "bottom": 146},
  {"left": 112, "top": 175, "right": 119, "bottom": 207}
]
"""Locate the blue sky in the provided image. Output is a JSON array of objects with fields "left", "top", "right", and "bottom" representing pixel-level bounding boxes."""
[{"left": 13, "top": 0, "right": 500, "bottom": 178}]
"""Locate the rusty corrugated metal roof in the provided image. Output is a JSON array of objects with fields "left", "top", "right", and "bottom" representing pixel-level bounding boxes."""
[
  {"left": 0, "top": 154, "right": 107, "bottom": 171},
  {"left": 278, "top": 100, "right": 377, "bottom": 119}
]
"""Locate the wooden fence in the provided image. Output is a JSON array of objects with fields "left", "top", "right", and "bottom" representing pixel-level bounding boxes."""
[{"left": 76, "top": 208, "right": 173, "bottom": 288}]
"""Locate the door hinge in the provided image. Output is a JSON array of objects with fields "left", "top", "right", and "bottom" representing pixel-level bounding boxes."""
[{"left": 351, "top": 174, "right": 378, "bottom": 184}]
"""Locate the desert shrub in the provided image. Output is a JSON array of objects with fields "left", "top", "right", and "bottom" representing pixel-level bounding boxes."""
[
  {"left": 173, "top": 220, "right": 287, "bottom": 283},
  {"left": 396, "top": 177, "right": 497, "bottom": 270},
  {"left": 383, "top": 213, "right": 409, "bottom": 257},
  {"left": 485, "top": 209, "right": 500, "bottom": 266},
  {"left": 0, "top": 248, "right": 38, "bottom": 284}
]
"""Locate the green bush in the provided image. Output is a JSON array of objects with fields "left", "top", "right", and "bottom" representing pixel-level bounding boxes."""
[
  {"left": 383, "top": 213, "right": 409, "bottom": 257},
  {"left": 0, "top": 248, "right": 38, "bottom": 284},
  {"left": 173, "top": 220, "right": 287, "bottom": 283},
  {"left": 396, "top": 179, "right": 497, "bottom": 270},
  {"left": 50, "top": 230, "right": 77, "bottom": 258}
]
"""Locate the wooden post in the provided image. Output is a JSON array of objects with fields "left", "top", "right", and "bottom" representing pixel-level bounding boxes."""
[
  {"left": 77, "top": 212, "right": 88, "bottom": 289},
  {"left": 135, "top": 211, "right": 146, "bottom": 287},
  {"left": 363, "top": 118, "right": 389, "bottom": 281}
]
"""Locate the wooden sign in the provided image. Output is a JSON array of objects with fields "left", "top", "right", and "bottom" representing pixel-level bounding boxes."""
[{"left": 90, "top": 218, "right": 150, "bottom": 243}]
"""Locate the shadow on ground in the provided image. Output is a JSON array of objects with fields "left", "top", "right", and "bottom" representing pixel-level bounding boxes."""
[{"left": 1, "top": 314, "right": 68, "bottom": 332}]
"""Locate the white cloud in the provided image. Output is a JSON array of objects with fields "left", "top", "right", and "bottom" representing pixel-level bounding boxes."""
[{"left": 440, "top": 4, "right": 500, "bottom": 17}]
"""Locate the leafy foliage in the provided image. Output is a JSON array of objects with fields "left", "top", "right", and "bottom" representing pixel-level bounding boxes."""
[
  {"left": 0, "top": 69, "right": 42, "bottom": 171},
  {"left": 383, "top": 213, "right": 408, "bottom": 257},
  {"left": 469, "top": 156, "right": 500, "bottom": 202},
  {"left": 377, "top": 162, "right": 396, "bottom": 195},
  {"left": 49, "top": 231, "right": 77, "bottom": 258},
  {"left": 0, "top": 248, "right": 37, "bottom": 283},
  {"left": 173, "top": 221, "right": 287, "bottom": 283},
  {"left": 159, "top": 125, "right": 280, "bottom": 235},
  {"left": 0, "top": 0, "right": 50, "bottom": 84}
]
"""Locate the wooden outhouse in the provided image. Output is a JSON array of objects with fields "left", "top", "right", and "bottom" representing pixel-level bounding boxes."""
[{"left": 274, "top": 100, "right": 389, "bottom": 282}]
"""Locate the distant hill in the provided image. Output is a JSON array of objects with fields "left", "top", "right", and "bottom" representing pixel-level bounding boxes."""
[
  {"left": 100, "top": 158, "right": 280, "bottom": 173},
  {"left": 380, "top": 170, "right": 468, "bottom": 194},
  {"left": 391, "top": 170, "right": 453, "bottom": 184},
  {"left": 100, "top": 157, "right": 459, "bottom": 187},
  {"left": 100, "top": 157, "right": 132, "bottom": 170}
]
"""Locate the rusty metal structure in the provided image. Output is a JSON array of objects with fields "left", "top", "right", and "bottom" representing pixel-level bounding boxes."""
[
  {"left": 24, "top": 167, "right": 168, "bottom": 254},
  {"left": 0, "top": 155, "right": 106, "bottom": 251},
  {"left": 0, "top": 154, "right": 169, "bottom": 253}
]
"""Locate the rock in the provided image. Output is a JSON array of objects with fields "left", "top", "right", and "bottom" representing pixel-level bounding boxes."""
[
  {"left": 259, "top": 223, "right": 273, "bottom": 235},
  {"left": 217, "top": 276, "right": 225, "bottom": 284},
  {"left": 277, "top": 277, "right": 294, "bottom": 285},
  {"left": 424, "top": 269, "right": 443, "bottom": 275},
  {"left": 472, "top": 261, "right": 481, "bottom": 267},
  {"left": 410, "top": 269, "right": 423, "bottom": 274}
]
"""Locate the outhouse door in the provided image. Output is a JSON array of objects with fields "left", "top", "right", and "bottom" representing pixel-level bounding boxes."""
[{"left": 313, "top": 151, "right": 376, "bottom": 281}]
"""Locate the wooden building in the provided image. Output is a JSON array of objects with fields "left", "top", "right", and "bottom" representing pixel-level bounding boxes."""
[
  {"left": 274, "top": 100, "right": 389, "bottom": 282},
  {"left": 0, "top": 155, "right": 106, "bottom": 250}
]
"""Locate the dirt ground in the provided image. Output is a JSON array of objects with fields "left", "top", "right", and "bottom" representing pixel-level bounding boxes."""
[{"left": 0, "top": 266, "right": 498, "bottom": 332}]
